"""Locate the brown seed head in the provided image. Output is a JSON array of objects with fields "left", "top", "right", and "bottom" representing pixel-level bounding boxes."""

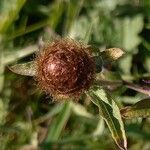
[{"left": 35, "top": 39, "right": 95, "bottom": 100}]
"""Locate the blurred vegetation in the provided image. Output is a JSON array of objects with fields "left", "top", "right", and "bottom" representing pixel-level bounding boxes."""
[{"left": 0, "top": 0, "right": 150, "bottom": 150}]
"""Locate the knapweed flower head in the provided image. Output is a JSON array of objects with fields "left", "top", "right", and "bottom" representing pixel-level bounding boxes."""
[
  {"left": 35, "top": 38, "right": 95, "bottom": 100},
  {"left": 9, "top": 38, "right": 125, "bottom": 101}
]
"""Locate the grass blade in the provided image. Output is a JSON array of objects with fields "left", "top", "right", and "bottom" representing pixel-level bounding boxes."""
[
  {"left": 64, "top": 0, "right": 84, "bottom": 35},
  {"left": 0, "top": 56, "right": 4, "bottom": 92},
  {"left": 45, "top": 101, "right": 71, "bottom": 143},
  {"left": 0, "top": 0, "right": 26, "bottom": 33},
  {"left": 3, "top": 45, "right": 38, "bottom": 65},
  {"left": 71, "top": 101, "right": 93, "bottom": 118}
]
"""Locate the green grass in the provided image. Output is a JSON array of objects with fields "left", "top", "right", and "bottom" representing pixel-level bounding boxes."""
[{"left": 0, "top": 0, "right": 150, "bottom": 150}]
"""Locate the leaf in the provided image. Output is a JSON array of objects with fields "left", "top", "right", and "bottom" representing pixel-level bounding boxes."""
[
  {"left": 48, "top": 0, "right": 65, "bottom": 29},
  {"left": 0, "top": 58, "right": 4, "bottom": 92},
  {"left": 0, "top": 0, "right": 26, "bottom": 33},
  {"left": 117, "top": 95, "right": 145, "bottom": 104},
  {"left": 9, "top": 61, "right": 37, "bottom": 76},
  {"left": 121, "top": 98, "right": 150, "bottom": 119},
  {"left": 83, "top": 23, "right": 93, "bottom": 44},
  {"left": 34, "top": 103, "right": 64, "bottom": 125},
  {"left": 41, "top": 102, "right": 71, "bottom": 150},
  {"left": 44, "top": 101, "right": 71, "bottom": 143},
  {"left": 88, "top": 88, "right": 127, "bottom": 150},
  {"left": 3, "top": 45, "right": 38, "bottom": 65},
  {"left": 144, "top": 56, "right": 150, "bottom": 72},
  {"left": 8, "top": 19, "right": 49, "bottom": 40},
  {"left": 92, "top": 118, "right": 105, "bottom": 137},
  {"left": 124, "top": 81, "right": 150, "bottom": 96},
  {"left": 118, "top": 54, "right": 132, "bottom": 75},
  {"left": 115, "top": 15, "right": 144, "bottom": 51},
  {"left": 0, "top": 98, "right": 7, "bottom": 124},
  {"left": 64, "top": 0, "right": 84, "bottom": 35},
  {"left": 69, "top": 17, "right": 90, "bottom": 41},
  {"left": 71, "top": 101, "right": 93, "bottom": 118}
]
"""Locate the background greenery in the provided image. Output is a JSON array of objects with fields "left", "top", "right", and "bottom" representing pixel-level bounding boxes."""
[{"left": 0, "top": 0, "right": 150, "bottom": 150}]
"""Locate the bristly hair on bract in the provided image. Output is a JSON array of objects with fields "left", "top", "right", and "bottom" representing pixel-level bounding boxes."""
[{"left": 34, "top": 38, "right": 96, "bottom": 101}]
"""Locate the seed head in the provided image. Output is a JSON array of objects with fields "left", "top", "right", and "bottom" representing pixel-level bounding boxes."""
[{"left": 35, "top": 39, "right": 95, "bottom": 100}]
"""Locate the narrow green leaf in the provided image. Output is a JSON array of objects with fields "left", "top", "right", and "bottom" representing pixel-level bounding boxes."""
[
  {"left": 3, "top": 45, "right": 38, "bottom": 65},
  {"left": 93, "top": 118, "right": 105, "bottom": 137},
  {"left": 45, "top": 101, "right": 71, "bottom": 142},
  {"left": 71, "top": 101, "right": 93, "bottom": 118},
  {"left": 0, "top": 0, "right": 26, "bottom": 33},
  {"left": 88, "top": 88, "right": 127, "bottom": 150},
  {"left": 8, "top": 19, "right": 49, "bottom": 40},
  {"left": 34, "top": 103, "right": 64, "bottom": 125},
  {"left": 64, "top": 0, "right": 84, "bottom": 35},
  {"left": 0, "top": 56, "right": 4, "bottom": 92},
  {"left": 48, "top": 0, "right": 65, "bottom": 29},
  {"left": 121, "top": 98, "right": 150, "bottom": 119},
  {"left": 9, "top": 61, "right": 37, "bottom": 76},
  {"left": 69, "top": 17, "right": 90, "bottom": 41}
]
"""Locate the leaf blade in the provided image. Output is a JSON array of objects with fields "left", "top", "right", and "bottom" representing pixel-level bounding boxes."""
[
  {"left": 89, "top": 88, "right": 127, "bottom": 150},
  {"left": 0, "top": 0, "right": 26, "bottom": 33},
  {"left": 9, "top": 61, "right": 37, "bottom": 76},
  {"left": 45, "top": 101, "right": 71, "bottom": 142},
  {"left": 121, "top": 98, "right": 150, "bottom": 119},
  {"left": 124, "top": 81, "right": 150, "bottom": 96}
]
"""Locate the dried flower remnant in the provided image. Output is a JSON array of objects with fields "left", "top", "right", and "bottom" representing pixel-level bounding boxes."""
[
  {"left": 105, "top": 48, "right": 125, "bottom": 60},
  {"left": 101, "top": 48, "right": 125, "bottom": 65},
  {"left": 35, "top": 39, "right": 95, "bottom": 99}
]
